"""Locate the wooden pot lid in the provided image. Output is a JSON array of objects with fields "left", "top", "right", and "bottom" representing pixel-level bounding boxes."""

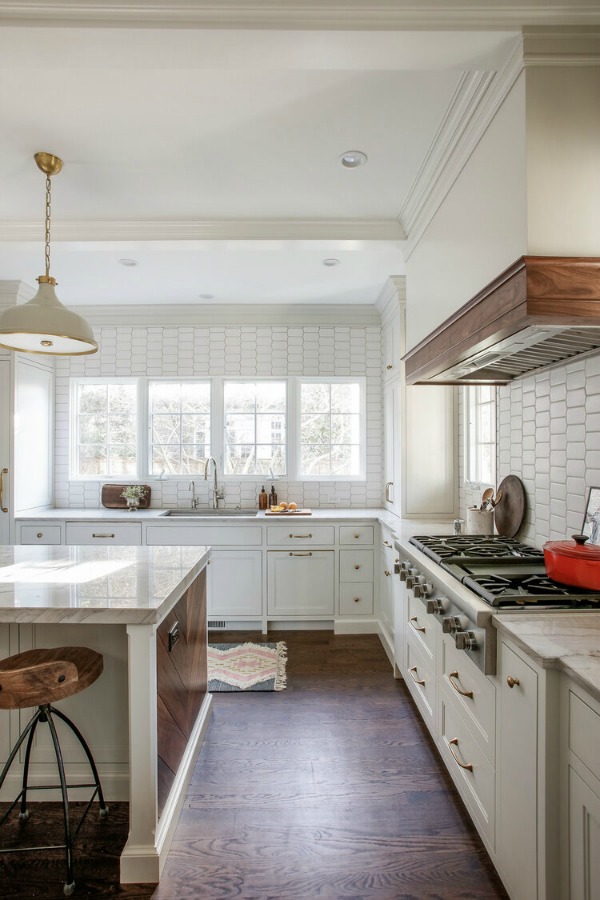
[{"left": 494, "top": 475, "right": 526, "bottom": 538}]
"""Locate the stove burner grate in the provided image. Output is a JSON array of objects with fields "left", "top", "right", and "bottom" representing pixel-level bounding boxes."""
[{"left": 410, "top": 534, "right": 544, "bottom": 562}]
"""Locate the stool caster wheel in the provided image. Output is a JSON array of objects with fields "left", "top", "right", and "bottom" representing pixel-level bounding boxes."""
[
  {"left": 63, "top": 881, "right": 75, "bottom": 897},
  {"left": 18, "top": 810, "right": 29, "bottom": 822},
  {"left": 99, "top": 805, "right": 109, "bottom": 819}
]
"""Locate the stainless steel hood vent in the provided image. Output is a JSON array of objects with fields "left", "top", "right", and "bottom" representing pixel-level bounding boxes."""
[{"left": 404, "top": 257, "right": 600, "bottom": 385}]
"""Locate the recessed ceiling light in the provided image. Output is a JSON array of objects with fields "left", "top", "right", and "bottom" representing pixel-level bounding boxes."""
[
  {"left": 199, "top": 293, "right": 214, "bottom": 300},
  {"left": 119, "top": 258, "right": 138, "bottom": 267},
  {"left": 340, "top": 150, "right": 367, "bottom": 168},
  {"left": 322, "top": 258, "right": 340, "bottom": 267}
]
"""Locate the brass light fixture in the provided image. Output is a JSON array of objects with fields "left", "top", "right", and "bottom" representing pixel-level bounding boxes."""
[{"left": 0, "top": 152, "right": 98, "bottom": 355}]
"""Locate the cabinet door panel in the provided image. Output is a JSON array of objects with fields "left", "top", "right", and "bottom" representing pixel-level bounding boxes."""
[
  {"left": 339, "top": 549, "right": 373, "bottom": 582},
  {"left": 267, "top": 551, "right": 334, "bottom": 615},
  {"left": 207, "top": 550, "right": 262, "bottom": 616},
  {"left": 569, "top": 767, "right": 600, "bottom": 900}
]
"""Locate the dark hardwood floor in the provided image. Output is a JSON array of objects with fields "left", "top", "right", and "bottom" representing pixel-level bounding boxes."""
[{"left": 0, "top": 632, "right": 509, "bottom": 899}]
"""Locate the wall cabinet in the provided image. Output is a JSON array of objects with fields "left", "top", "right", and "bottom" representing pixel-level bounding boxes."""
[
  {"left": 207, "top": 549, "right": 262, "bottom": 618},
  {"left": 267, "top": 550, "right": 335, "bottom": 616}
]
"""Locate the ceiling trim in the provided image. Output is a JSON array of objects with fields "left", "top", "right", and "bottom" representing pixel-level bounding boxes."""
[
  {"left": 522, "top": 25, "right": 600, "bottom": 64},
  {"left": 401, "top": 35, "right": 524, "bottom": 260},
  {"left": 68, "top": 302, "right": 382, "bottom": 327},
  {"left": 1, "top": 2, "right": 599, "bottom": 29},
  {"left": 0, "top": 218, "right": 406, "bottom": 242}
]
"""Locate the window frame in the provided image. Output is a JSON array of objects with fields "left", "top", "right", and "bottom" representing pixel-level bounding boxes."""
[
  {"left": 464, "top": 385, "right": 496, "bottom": 489},
  {"left": 220, "top": 377, "right": 289, "bottom": 480},
  {"left": 147, "top": 377, "right": 212, "bottom": 479}
]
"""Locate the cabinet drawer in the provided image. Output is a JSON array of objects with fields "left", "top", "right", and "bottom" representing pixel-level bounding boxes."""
[
  {"left": 339, "top": 583, "right": 374, "bottom": 615},
  {"left": 407, "top": 592, "right": 437, "bottom": 661},
  {"left": 65, "top": 522, "right": 142, "bottom": 545},
  {"left": 20, "top": 525, "right": 62, "bottom": 545},
  {"left": 267, "top": 550, "right": 334, "bottom": 616},
  {"left": 266, "top": 526, "right": 334, "bottom": 546},
  {"left": 146, "top": 525, "right": 262, "bottom": 546},
  {"left": 440, "top": 696, "right": 495, "bottom": 846},
  {"left": 405, "top": 638, "right": 436, "bottom": 732},
  {"left": 441, "top": 635, "right": 496, "bottom": 765},
  {"left": 339, "top": 525, "right": 374, "bottom": 545},
  {"left": 339, "top": 549, "right": 373, "bottom": 582},
  {"left": 569, "top": 690, "right": 600, "bottom": 780}
]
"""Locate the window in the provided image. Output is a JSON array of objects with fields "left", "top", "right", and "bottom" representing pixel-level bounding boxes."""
[
  {"left": 298, "top": 380, "right": 363, "bottom": 477},
  {"left": 149, "top": 381, "right": 210, "bottom": 475},
  {"left": 73, "top": 380, "right": 138, "bottom": 477},
  {"left": 223, "top": 380, "right": 286, "bottom": 476},
  {"left": 465, "top": 385, "right": 496, "bottom": 486}
]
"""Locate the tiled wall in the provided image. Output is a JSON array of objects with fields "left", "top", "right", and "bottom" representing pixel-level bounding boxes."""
[
  {"left": 459, "top": 353, "right": 600, "bottom": 549},
  {"left": 54, "top": 324, "right": 383, "bottom": 510}
]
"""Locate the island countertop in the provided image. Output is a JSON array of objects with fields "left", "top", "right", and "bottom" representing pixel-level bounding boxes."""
[{"left": 0, "top": 544, "right": 210, "bottom": 625}]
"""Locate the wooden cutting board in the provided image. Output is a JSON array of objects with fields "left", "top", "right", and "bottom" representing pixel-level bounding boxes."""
[
  {"left": 264, "top": 509, "right": 312, "bottom": 516},
  {"left": 101, "top": 484, "right": 151, "bottom": 509},
  {"left": 494, "top": 475, "right": 525, "bottom": 538}
]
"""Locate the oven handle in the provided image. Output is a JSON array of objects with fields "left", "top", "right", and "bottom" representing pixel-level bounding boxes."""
[{"left": 448, "top": 671, "right": 474, "bottom": 699}]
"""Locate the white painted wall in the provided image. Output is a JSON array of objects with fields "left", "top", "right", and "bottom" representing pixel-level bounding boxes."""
[{"left": 54, "top": 323, "right": 383, "bottom": 510}]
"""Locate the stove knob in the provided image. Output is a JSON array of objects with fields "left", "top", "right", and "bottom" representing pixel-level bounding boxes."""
[
  {"left": 405, "top": 571, "right": 421, "bottom": 589},
  {"left": 455, "top": 630, "right": 477, "bottom": 651},
  {"left": 398, "top": 563, "right": 413, "bottom": 582},
  {"left": 442, "top": 616, "right": 461, "bottom": 635},
  {"left": 414, "top": 581, "right": 433, "bottom": 599},
  {"left": 426, "top": 598, "right": 443, "bottom": 615}
]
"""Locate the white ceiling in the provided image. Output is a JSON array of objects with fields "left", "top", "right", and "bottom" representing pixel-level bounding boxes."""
[{"left": 0, "top": 10, "right": 577, "bottom": 307}]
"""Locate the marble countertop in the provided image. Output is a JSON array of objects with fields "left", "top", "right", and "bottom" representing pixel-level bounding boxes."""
[
  {"left": 0, "top": 544, "right": 210, "bottom": 626},
  {"left": 494, "top": 613, "right": 600, "bottom": 702}
]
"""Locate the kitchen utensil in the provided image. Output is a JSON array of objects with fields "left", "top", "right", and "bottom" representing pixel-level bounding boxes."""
[
  {"left": 543, "top": 534, "right": 600, "bottom": 590},
  {"left": 493, "top": 475, "right": 525, "bottom": 538},
  {"left": 101, "top": 484, "right": 151, "bottom": 509},
  {"left": 480, "top": 487, "right": 494, "bottom": 510},
  {"left": 491, "top": 488, "right": 503, "bottom": 508}
]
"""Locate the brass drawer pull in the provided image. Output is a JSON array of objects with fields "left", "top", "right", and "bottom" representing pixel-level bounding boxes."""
[
  {"left": 409, "top": 616, "right": 426, "bottom": 633},
  {"left": 507, "top": 676, "right": 520, "bottom": 689},
  {"left": 0, "top": 467, "right": 7, "bottom": 513},
  {"left": 385, "top": 481, "right": 393, "bottom": 502},
  {"left": 409, "top": 666, "right": 425, "bottom": 686},
  {"left": 37, "top": 533, "right": 43, "bottom": 539},
  {"left": 386, "top": 364, "right": 393, "bottom": 370},
  {"left": 290, "top": 533, "right": 312, "bottom": 539},
  {"left": 448, "top": 671, "right": 474, "bottom": 699},
  {"left": 92, "top": 533, "right": 115, "bottom": 539},
  {"left": 382, "top": 540, "right": 392, "bottom": 548},
  {"left": 384, "top": 570, "right": 391, "bottom": 577},
  {"left": 448, "top": 738, "right": 473, "bottom": 772},
  {"left": 289, "top": 551, "right": 313, "bottom": 557}
]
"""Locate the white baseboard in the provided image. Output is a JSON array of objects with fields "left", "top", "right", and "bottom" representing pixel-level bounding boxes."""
[{"left": 334, "top": 618, "right": 379, "bottom": 634}]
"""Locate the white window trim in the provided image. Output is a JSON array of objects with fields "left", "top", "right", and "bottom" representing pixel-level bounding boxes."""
[
  {"left": 463, "top": 385, "right": 496, "bottom": 490},
  {"left": 147, "top": 377, "right": 212, "bottom": 480},
  {"left": 220, "top": 377, "right": 289, "bottom": 481}
]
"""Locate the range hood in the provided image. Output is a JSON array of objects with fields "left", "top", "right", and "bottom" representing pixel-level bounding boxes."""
[{"left": 404, "top": 256, "right": 600, "bottom": 385}]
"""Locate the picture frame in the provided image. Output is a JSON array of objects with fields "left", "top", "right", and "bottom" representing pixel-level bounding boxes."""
[{"left": 582, "top": 486, "right": 600, "bottom": 545}]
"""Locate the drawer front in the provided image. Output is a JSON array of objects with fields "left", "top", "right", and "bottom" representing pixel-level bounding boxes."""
[
  {"left": 267, "top": 551, "right": 334, "bottom": 616},
  {"left": 65, "top": 522, "right": 142, "bottom": 545},
  {"left": 339, "top": 583, "right": 374, "bottom": 615},
  {"left": 339, "top": 549, "right": 374, "bottom": 583},
  {"left": 146, "top": 525, "right": 262, "bottom": 546},
  {"left": 405, "top": 638, "right": 436, "bottom": 732},
  {"left": 266, "top": 526, "right": 335, "bottom": 547},
  {"left": 569, "top": 690, "right": 600, "bottom": 780},
  {"left": 440, "top": 696, "right": 495, "bottom": 846},
  {"left": 339, "top": 525, "right": 374, "bottom": 545},
  {"left": 441, "top": 635, "right": 496, "bottom": 765},
  {"left": 407, "top": 592, "right": 437, "bottom": 660},
  {"left": 20, "top": 525, "right": 62, "bottom": 545}
]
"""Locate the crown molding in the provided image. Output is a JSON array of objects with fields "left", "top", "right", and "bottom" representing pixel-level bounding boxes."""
[
  {"left": 374, "top": 275, "right": 405, "bottom": 317},
  {"left": 523, "top": 25, "right": 600, "bottom": 64},
  {"left": 401, "top": 35, "right": 524, "bottom": 260},
  {"left": 0, "top": 218, "right": 405, "bottom": 242},
  {"left": 1, "top": 2, "right": 600, "bottom": 29},
  {"left": 69, "top": 302, "right": 382, "bottom": 327}
]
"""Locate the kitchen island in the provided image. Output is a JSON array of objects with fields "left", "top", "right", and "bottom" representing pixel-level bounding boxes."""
[{"left": 0, "top": 543, "right": 212, "bottom": 884}]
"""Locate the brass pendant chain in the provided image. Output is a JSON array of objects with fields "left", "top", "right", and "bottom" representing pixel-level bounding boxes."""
[{"left": 44, "top": 173, "right": 52, "bottom": 278}]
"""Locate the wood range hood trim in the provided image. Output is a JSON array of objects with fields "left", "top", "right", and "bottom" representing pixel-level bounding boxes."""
[{"left": 403, "top": 256, "right": 600, "bottom": 385}]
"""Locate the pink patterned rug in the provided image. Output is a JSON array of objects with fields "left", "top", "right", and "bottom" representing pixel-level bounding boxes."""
[{"left": 207, "top": 642, "right": 288, "bottom": 692}]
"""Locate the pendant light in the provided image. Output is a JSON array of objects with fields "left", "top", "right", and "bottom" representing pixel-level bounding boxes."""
[{"left": 0, "top": 152, "right": 98, "bottom": 355}]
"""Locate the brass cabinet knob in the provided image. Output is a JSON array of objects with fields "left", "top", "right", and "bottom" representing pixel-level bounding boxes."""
[
  {"left": 37, "top": 533, "right": 43, "bottom": 538},
  {"left": 507, "top": 676, "right": 520, "bottom": 689}
]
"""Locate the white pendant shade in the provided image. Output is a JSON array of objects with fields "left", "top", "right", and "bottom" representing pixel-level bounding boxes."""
[{"left": 0, "top": 280, "right": 98, "bottom": 355}]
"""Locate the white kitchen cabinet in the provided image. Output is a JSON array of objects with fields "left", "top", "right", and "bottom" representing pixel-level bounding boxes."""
[
  {"left": 339, "top": 583, "right": 373, "bottom": 616},
  {"left": 383, "top": 381, "right": 403, "bottom": 515},
  {"left": 207, "top": 549, "right": 262, "bottom": 618},
  {"left": 378, "top": 536, "right": 395, "bottom": 656},
  {"left": 266, "top": 525, "right": 335, "bottom": 546},
  {"left": 267, "top": 550, "right": 334, "bottom": 616},
  {"left": 65, "top": 522, "right": 142, "bottom": 545},
  {"left": 146, "top": 523, "right": 262, "bottom": 546},
  {"left": 14, "top": 356, "right": 54, "bottom": 513},
  {"left": 0, "top": 358, "right": 10, "bottom": 545},
  {"left": 339, "top": 525, "right": 374, "bottom": 545},
  {"left": 19, "top": 523, "right": 62, "bottom": 545},
  {"left": 568, "top": 768, "right": 600, "bottom": 900}
]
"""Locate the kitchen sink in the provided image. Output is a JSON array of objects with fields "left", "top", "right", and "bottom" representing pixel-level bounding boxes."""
[{"left": 161, "top": 509, "right": 258, "bottom": 517}]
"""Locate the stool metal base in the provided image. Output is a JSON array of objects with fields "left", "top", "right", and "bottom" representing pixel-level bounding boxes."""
[{"left": 0, "top": 703, "right": 108, "bottom": 896}]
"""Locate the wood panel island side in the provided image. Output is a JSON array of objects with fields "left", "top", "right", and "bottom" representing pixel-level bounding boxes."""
[{"left": 0, "top": 543, "right": 212, "bottom": 884}]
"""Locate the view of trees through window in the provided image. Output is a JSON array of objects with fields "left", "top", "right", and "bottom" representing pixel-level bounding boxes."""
[
  {"left": 465, "top": 385, "right": 496, "bottom": 486},
  {"left": 149, "top": 381, "right": 211, "bottom": 475},
  {"left": 224, "top": 381, "right": 286, "bottom": 476},
  {"left": 300, "top": 381, "right": 361, "bottom": 476},
  {"left": 76, "top": 382, "right": 138, "bottom": 476}
]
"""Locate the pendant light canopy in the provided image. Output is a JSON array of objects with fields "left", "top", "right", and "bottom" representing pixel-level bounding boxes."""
[{"left": 0, "top": 152, "right": 98, "bottom": 356}]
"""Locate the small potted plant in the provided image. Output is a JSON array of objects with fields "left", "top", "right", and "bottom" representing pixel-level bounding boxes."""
[{"left": 121, "top": 484, "right": 147, "bottom": 511}]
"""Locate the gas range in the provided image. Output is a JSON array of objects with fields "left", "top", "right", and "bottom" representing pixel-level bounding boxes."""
[{"left": 394, "top": 533, "right": 600, "bottom": 677}]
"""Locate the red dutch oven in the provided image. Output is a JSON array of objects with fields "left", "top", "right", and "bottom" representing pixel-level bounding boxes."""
[{"left": 543, "top": 534, "right": 600, "bottom": 590}]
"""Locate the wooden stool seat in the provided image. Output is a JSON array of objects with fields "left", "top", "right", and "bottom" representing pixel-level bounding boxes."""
[{"left": 0, "top": 647, "right": 103, "bottom": 709}]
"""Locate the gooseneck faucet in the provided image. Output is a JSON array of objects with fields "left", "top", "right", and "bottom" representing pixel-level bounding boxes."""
[
  {"left": 189, "top": 480, "right": 198, "bottom": 509},
  {"left": 204, "top": 457, "right": 224, "bottom": 509}
]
